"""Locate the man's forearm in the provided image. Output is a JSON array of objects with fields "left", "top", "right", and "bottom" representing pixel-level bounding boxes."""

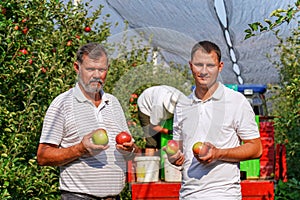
[{"left": 37, "top": 142, "right": 87, "bottom": 166}]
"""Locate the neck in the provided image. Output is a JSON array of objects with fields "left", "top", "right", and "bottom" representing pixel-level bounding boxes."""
[
  {"left": 79, "top": 84, "right": 102, "bottom": 107},
  {"left": 195, "top": 82, "right": 219, "bottom": 101}
]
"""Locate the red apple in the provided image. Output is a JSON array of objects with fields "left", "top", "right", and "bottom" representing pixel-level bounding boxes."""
[
  {"left": 92, "top": 129, "right": 109, "bottom": 145},
  {"left": 2, "top": 8, "right": 7, "bottom": 15},
  {"left": 22, "top": 27, "right": 29, "bottom": 34},
  {"left": 84, "top": 26, "right": 91, "bottom": 32},
  {"left": 14, "top": 25, "right": 19, "bottom": 31},
  {"left": 19, "top": 49, "right": 28, "bottom": 55},
  {"left": 41, "top": 67, "right": 47, "bottom": 73},
  {"left": 131, "top": 93, "right": 138, "bottom": 98},
  {"left": 192, "top": 142, "right": 209, "bottom": 157},
  {"left": 115, "top": 131, "right": 132, "bottom": 144},
  {"left": 165, "top": 140, "right": 179, "bottom": 155},
  {"left": 66, "top": 40, "right": 72, "bottom": 46}
]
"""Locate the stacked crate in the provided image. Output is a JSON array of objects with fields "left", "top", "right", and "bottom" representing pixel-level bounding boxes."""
[
  {"left": 259, "top": 121, "right": 275, "bottom": 179},
  {"left": 240, "top": 115, "right": 261, "bottom": 179}
]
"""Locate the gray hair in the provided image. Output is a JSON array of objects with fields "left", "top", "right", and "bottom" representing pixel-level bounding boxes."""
[{"left": 76, "top": 42, "right": 108, "bottom": 64}]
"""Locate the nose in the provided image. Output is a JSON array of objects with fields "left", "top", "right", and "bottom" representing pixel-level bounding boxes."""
[
  {"left": 199, "top": 66, "right": 209, "bottom": 74},
  {"left": 93, "top": 69, "right": 102, "bottom": 77}
]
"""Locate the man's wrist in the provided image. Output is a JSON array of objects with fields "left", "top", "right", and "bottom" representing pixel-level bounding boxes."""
[
  {"left": 123, "top": 147, "right": 136, "bottom": 160},
  {"left": 77, "top": 142, "right": 88, "bottom": 156}
]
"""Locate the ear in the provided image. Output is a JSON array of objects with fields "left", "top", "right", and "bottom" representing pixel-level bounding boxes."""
[
  {"left": 74, "top": 62, "right": 80, "bottom": 74},
  {"left": 188, "top": 61, "right": 193, "bottom": 70},
  {"left": 218, "top": 61, "right": 224, "bottom": 72}
]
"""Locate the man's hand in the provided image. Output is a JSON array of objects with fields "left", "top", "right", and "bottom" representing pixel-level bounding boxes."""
[
  {"left": 115, "top": 139, "right": 135, "bottom": 155},
  {"left": 163, "top": 146, "right": 185, "bottom": 166},
  {"left": 81, "top": 131, "right": 109, "bottom": 156},
  {"left": 193, "top": 142, "right": 216, "bottom": 164},
  {"left": 115, "top": 139, "right": 140, "bottom": 160}
]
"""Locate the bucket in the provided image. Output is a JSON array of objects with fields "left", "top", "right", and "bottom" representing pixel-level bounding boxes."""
[
  {"left": 164, "top": 154, "right": 182, "bottom": 182},
  {"left": 134, "top": 156, "right": 160, "bottom": 182}
]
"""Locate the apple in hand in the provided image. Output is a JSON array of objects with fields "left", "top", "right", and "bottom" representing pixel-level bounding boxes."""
[
  {"left": 165, "top": 140, "right": 179, "bottom": 155},
  {"left": 92, "top": 129, "right": 109, "bottom": 145},
  {"left": 192, "top": 141, "right": 209, "bottom": 157},
  {"left": 115, "top": 131, "right": 132, "bottom": 144}
]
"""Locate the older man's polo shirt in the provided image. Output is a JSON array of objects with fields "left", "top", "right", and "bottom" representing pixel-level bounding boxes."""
[{"left": 40, "top": 83, "right": 130, "bottom": 197}]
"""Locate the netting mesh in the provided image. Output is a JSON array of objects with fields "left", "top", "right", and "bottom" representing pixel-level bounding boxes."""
[{"left": 104, "top": 0, "right": 298, "bottom": 84}]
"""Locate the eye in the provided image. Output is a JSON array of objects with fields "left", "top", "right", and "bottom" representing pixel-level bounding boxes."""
[
  {"left": 193, "top": 63, "right": 204, "bottom": 67},
  {"left": 99, "top": 68, "right": 108, "bottom": 73},
  {"left": 86, "top": 68, "right": 95, "bottom": 72},
  {"left": 207, "top": 64, "right": 216, "bottom": 68}
]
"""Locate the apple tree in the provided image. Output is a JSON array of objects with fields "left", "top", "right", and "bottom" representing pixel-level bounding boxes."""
[
  {"left": 245, "top": 1, "right": 300, "bottom": 199},
  {"left": 0, "top": 0, "right": 145, "bottom": 199}
]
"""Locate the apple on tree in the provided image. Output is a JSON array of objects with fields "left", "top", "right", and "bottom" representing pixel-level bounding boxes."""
[
  {"left": 66, "top": 40, "right": 72, "bottom": 47},
  {"left": 84, "top": 26, "right": 91, "bottom": 32},
  {"left": 192, "top": 141, "right": 209, "bottom": 157},
  {"left": 22, "top": 27, "right": 29, "bottom": 34},
  {"left": 165, "top": 140, "right": 179, "bottom": 155},
  {"left": 19, "top": 49, "right": 28, "bottom": 55},
  {"left": 92, "top": 129, "right": 109, "bottom": 145},
  {"left": 41, "top": 67, "right": 47, "bottom": 73},
  {"left": 115, "top": 131, "right": 132, "bottom": 145}
]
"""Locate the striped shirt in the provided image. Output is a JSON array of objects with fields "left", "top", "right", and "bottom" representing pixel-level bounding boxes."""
[{"left": 39, "top": 83, "right": 130, "bottom": 197}]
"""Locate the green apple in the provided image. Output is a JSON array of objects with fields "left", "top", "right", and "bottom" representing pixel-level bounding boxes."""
[
  {"left": 165, "top": 140, "right": 179, "bottom": 155},
  {"left": 92, "top": 129, "right": 109, "bottom": 145}
]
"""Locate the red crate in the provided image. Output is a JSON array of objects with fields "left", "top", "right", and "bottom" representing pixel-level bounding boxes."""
[
  {"left": 260, "top": 160, "right": 274, "bottom": 179},
  {"left": 129, "top": 181, "right": 274, "bottom": 200},
  {"left": 260, "top": 142, "right": 275, "bottom": 161},
  {"left": 241, "top": 180, "right": 274, "bottom": 200},
  {"left": 259, "top": 121, "right": 275, "bottom": 179},
  {"left": 130, "top": 182, "right": 180, "bottom": 200},
  {"left": 259, "top": 121, "right": 274, "bottom": 132}
]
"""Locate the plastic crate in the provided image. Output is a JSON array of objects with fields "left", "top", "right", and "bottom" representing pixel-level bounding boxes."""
[
  {"left": 240, "top": 115, "right": 260, "bottom": 179},
  {"left": 259, "top": 121, "right": 275, "bottom": 179},
  {"left": 225, "top": 84, "right": 238, "bottom": 91},
  {"left": 160, "top": 118, "right": 173, "bottom": 180}
]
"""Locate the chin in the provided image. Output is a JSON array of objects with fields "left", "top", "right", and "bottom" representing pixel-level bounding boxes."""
[
  {"left": 83, "top": 85, "right": 102, "bottom": 93},
  {"left": 91, "top": 87, "right": 102, "bottom": 93}
]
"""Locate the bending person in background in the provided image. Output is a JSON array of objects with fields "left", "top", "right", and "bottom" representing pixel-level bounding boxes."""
[{"left": 137, "top": 85, "right": 184, "bottom": 156}]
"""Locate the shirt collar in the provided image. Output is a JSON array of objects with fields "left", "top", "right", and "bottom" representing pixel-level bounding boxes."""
[
  {"left": 191, "top": 82, "right": 224, "bottom": 103},
  {"left": 73, "top": 83, "right": 108, "bottom": 104}
]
